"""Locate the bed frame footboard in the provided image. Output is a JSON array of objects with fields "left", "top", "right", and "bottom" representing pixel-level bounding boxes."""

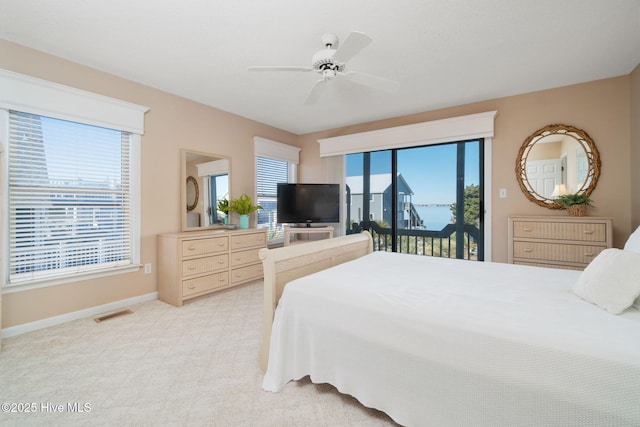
[{"left": 258, "top": 231, "right": 373, "bottom": 371}]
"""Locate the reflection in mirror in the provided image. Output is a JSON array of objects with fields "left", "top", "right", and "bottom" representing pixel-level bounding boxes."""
[
  {"left": 186, "top": 176, "right": 199, "bottom": 212},
  {"left": 516, "top": 124, "right": 600, "bottom": 209},
  {"left": 181, "top": 149, "right": 230, "bottom": 231}
]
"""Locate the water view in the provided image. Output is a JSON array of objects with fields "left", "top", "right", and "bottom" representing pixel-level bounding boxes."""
[{"left": 413, "top": 204, "right": 453, "bottom": 231}]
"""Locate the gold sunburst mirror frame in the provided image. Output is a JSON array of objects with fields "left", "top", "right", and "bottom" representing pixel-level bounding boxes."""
[{"left": 516, "top": 124, "right": 601, "bottom": 209}]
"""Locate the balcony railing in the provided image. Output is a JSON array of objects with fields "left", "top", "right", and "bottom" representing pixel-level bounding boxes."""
[{"left": 349, "top": 221, "right": 481, "bottom": 260}]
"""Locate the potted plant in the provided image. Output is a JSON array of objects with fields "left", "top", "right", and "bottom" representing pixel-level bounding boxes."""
[
  {"left": 229, "top": 194, "right": 262, "bottom": 228},
  {"left": 217, "top": 198, "right": 230, "bottom": 224},
  {"left": 555, "top": 193, "right": 593, "bottom": 217}
]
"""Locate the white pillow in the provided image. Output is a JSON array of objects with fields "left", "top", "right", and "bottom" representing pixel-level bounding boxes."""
[
  {"left": 623, "top": 225, "right": 640, "bottom": 253},
  {"left": 572, "top": 248, "right": 640, "bottom": 314}
]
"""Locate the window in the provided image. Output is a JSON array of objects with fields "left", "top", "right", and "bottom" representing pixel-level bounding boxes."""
[
  {"left": 346, "top": 140, "right": 484, "bottom": 260},
  {"left": 256, "top": 156, "right": 289, "bottom": 241},
  {"left": 254, "top": 137, "right": 300, "bottom": 244},
  {"left": 317, "top": 111, "right": 495, "bottom": 260},
  {"left": 6, "top": 112, "right": 135, "bottom": 286},
  {"left": 0, "top": 69, "right": 148, "bottom": 289}
]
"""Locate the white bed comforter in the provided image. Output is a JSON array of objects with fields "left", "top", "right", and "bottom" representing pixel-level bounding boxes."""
[{"left": 263, "top": 251, "right": 640, "bottom": 427}]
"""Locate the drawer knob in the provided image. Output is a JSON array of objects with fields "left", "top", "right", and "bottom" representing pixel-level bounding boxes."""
[
  {"left": 217, "top": 259, "right": 225, "bottom": 264},
  {"left": 187, "top": 245, "right": 196, "bottom": 251},
  {"left": 585, "top": 252, "right": 595, "bottom": 257},
  {"left": 523, "top": 248, "right": 533, "bottom": 253},
  {"left": 523, "top": 227, "right": 532, "bottom": 232},
  {"left": 187, "top": 285, "right": 196, "bottom": 290},
  {"left": 583, "top": 230, "right": 594, "bottom": 234},
  {"left": 188, "top": 265, "right": 196, "bottom": 270}
]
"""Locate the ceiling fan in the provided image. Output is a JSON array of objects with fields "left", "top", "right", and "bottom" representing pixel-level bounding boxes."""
[{"left": 248, "top": 31, "right": 399, "bottom": 105}]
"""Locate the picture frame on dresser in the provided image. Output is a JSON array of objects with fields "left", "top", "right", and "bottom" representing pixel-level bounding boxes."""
[{"left": 508, "top": 216, "right": 613, "bottom": 270}]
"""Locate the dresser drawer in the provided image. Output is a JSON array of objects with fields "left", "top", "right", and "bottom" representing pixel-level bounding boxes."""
[
  {"left": 513, "top": 241, "right": 604, "bottom": 264},
  {"left": 230, "top": 248, "right": 262, "bottom": 267},
  {"left": 182, "top": 254, "right": 228, "bottom": 277},
  {"left": 512, "top": 221, "right": 607, "bottom": 242},
  {"left": 182, "top": 271, "right": 229, "bottom": 296},
  {"left": 514, "top": 261, "right": 584, "bottom": 271},
  {"left": 230, "top": 232, "right": 266, "bottom": 250},
  {"left": 182, "top": 236, "right": 228, "bottom": 257},
  {"left": 230, "top": 263, "right": 264, "bottom": 284}
]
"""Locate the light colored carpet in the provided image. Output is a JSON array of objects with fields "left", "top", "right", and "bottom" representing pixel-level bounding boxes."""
[{"left": 0, "top": 281, "right": 398, "bottom": 426}]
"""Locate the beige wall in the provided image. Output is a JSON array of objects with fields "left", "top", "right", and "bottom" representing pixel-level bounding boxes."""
[
  {"left": 298, "top": 76, "right": 632, "bottom": 262},
  {"left": 0, "top": 40, "right": 299, "bottom": 329},
  {"left": 631, "top": 64, "right": 640, "bottom": 228},
  {"left": 0, "top": 38, "right": 636, "bottom": 330}
]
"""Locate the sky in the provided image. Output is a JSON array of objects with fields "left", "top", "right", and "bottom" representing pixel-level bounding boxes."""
[
  {"left": 40, "top": 116, "right": 123, "bottom": 185},
  {"left": 346, "top": 140, "right": 480, "bottom": 204}
]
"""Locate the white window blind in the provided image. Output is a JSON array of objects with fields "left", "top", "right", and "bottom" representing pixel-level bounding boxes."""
[
  {"left": 256, "top": 156, "right": 289, "bottom": 240},
  {"left": 257, "top": 156, "right": 288, "bottom": 197},
  {"left": 7, "top": 111, "right": 134, "bottom": 285}
]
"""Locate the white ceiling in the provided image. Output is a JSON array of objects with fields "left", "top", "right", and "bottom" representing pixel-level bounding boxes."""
[{"left": 1, "top": 0, "right": 639, "bottom": 135}]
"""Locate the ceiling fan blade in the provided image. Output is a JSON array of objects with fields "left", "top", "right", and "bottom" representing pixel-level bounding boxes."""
[
  {"left": 248, "top": 66, "right": 313, "bottom": 72},
  {"left": 304, "top": 79, "right": 328, "bottom": 105},
  {"left": 341, "top": 71, "right": 399, "bottom": 92},
  {"left": 332, "top": 31, "right": 372, "bottom": 63}
]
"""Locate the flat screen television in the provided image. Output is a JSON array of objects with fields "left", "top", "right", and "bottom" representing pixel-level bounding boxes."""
[{"left": 277, "top": 183, "right": 340, "bottom": 226}]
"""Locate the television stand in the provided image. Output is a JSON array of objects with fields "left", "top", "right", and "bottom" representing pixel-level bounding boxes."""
[{"left": 284, "top": 226, "right": 334, "bottom": 246}]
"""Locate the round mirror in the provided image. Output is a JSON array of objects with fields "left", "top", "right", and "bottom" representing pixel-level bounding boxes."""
[
  {"left": 516, "top": 124, "right": 601, "bottom": 209},
  {"left": 186, "top": 176, "right": 199, "bottom": 212}
]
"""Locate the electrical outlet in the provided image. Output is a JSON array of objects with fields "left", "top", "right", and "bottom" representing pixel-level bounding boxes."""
[
  {"left": 144, "top": 263, "right": 152, "bottom": 274},
  {"left": 499, "top": 188, "right": 507, "bottom": 198}
]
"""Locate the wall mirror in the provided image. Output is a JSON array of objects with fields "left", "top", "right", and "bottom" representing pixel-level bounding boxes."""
[
  {"left": 181, "top": 149, "right": 231, "bottom": 231},
  {"left": 516, "top": 124, "right": 601, "bottom": 209}
]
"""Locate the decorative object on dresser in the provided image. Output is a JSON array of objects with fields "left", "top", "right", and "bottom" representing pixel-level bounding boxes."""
[
  {"left": 158, "top": 228, "right": 267, "bottom": 307},
  {"left": 229, "top": 193, "right": 262, "bottom": 229},
  {"left": 515, "top": 124, "right": 601, "bottom": 209},
  {"left": 555, "top": 193, "right": 593, "bottom": 217},
  {"left": 508, "top": 216, "right": 612, "bottom": 270}
]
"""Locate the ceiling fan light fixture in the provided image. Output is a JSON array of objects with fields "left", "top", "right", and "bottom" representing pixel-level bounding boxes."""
[
  {"left": 312, "top": 49, "right": 341, "bottom": 71},
  {"left": 321, "top": 69, "right": 336, "bottom": 81},
  {"left": 248, "top": 31, "right": 399, "bottom": 105},
  {"left": 320, "top": 33, "right": 338, "bottom": 49}
]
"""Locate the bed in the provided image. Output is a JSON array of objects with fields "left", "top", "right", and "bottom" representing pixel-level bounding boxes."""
[{"left": 258, "top": 231, "right": 640, "bottom": 427}]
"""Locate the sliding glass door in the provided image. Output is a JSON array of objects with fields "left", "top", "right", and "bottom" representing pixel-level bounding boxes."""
[{"left": 346, "top": 139, "right": 483, "bottom": 261}]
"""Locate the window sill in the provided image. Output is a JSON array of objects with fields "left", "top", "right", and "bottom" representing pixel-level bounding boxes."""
[{"left": 2, "top": 264, "right": 142, "bottom": 295}]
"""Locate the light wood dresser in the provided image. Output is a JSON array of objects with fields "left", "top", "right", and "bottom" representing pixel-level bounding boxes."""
[
  {"left": 508, "top": 216, "right": 613, "bottom": 270},
  {"left": 158, "top": 228, "right": 267, "bottom": 306}
]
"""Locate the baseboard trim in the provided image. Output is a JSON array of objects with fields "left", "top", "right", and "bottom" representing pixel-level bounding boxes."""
[{"left": 1, "top": 292, "right": 158, "bottom": 339}]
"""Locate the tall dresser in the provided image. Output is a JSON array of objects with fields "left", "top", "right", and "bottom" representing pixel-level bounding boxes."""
[
  {"left": 158, "top": 228, "right": 267, "bottom": 306},
  {"left": 508, "top": 216, "right": 613, "bottom": 270}
]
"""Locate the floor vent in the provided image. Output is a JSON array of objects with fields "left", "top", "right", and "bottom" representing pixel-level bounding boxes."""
[{"left": 95, "top": 309, "right": 133, "bottom": 323}]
